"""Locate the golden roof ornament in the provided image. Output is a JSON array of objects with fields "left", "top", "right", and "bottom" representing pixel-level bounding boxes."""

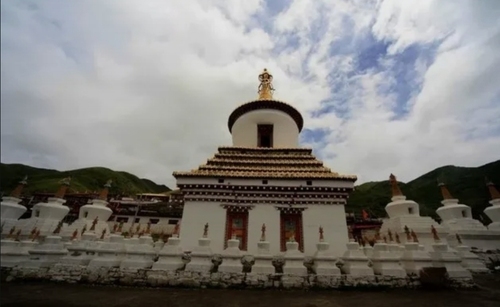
[
  {"left": 389, "top": 174, "right": 403, "bottom": 197},
  {"left": 438, "top": 181, "right": 454, "bottom": 200},
  {"left": 98, "top": 179, "right": 113, "bottom": 200},
  {"left": 54, "top": 177, "right": 72, "bottom": 198},
  {"left": 260, "top": 223, "right": 266, "bottom": 241},
  {"left": 486, "top": 178, "right": 500, "bottom": 200},
  {"left": 258, "top": 68, "right": 274, "bottom": 100},
  {"left": 10, "top": 175, "right": 28, "bottom": 198}
]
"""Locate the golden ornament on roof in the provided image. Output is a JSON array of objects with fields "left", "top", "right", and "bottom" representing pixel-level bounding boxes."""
[{"left": 258, "top": 68, "right": 274, "bottom": 100}]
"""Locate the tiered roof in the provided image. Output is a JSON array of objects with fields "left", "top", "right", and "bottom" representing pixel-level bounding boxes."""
[{"left": 173, "top": 146, "right": 357, "bottom": 181}]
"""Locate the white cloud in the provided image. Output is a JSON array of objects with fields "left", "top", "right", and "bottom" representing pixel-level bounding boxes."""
[{"left": 1, "top": 0, "right": 499, "bottom": 191}]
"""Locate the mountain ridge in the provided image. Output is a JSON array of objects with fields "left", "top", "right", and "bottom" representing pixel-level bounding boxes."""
[{"left": 0, "top": 163, "right": 170, "bottom": 196}]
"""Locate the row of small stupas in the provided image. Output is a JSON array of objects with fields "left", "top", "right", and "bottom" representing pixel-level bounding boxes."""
[
  {"left": 2, "top": 68, "right": 500, "bottom": 257},
  {"left": 0, "top": 199, "right": 491, "bottom": 291}
]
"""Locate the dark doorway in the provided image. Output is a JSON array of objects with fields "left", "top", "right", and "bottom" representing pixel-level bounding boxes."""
[{"left": 258, "top": 124, "right": 273, "bottom": 148}]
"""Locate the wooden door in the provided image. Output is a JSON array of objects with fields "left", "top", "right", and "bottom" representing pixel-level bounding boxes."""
[
  {"left": 225, "top": 211, "right": 248, "bottom": 250},
  {"left": 280, "top": 213, "right": 303, "bottom": 252}
]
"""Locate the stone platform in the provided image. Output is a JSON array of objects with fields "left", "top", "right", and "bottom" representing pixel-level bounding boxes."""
[{"left": 2, "top": 265, "right": 477, "bottom": 290}]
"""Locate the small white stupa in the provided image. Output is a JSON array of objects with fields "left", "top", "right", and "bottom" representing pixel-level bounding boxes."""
[
  {"left": 484, "top": 180, "right": 500, "bottom": 231},
  {"left": 15, "top": 177, "right": 71, "bottom": 238},
  {"left": 61, "top": 180, "right": 113, "bottom": 240},
  {"left": 436, "top": 182, "right": 499, "bottom": 250},
  {"left": 251, "top": 224, "right": 274, "bottom": 274},
  {"left": 1, "top": 176, "right": 28, "bottom": 236},
  {"left": 380, "top": 174, "right": 447, "bottom": 251},
  {"left": 185, "top": 223, "right": 214, "bottom": 273}
]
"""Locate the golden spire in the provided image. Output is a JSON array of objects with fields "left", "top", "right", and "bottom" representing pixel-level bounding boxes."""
[
  {"left": 98, "top": 179, "right": 112, "bottom": 200},
  {"left": 258, "top": 68, "right": 274, "bottom": 100},
  {"left": 389, "top": 173, "right": 403, "bottom": 197},
  {"left": 54, "top": 177, "right": 71, "bottom": 198},
  {"left": 486, "top": 178, "right": 500, "bottom": 200},
  {"left": 438, "top": 181, "right": 454, "bottom": 200},
  {"left": 10, "top": 176, "right": 28, "bottom": 198}
]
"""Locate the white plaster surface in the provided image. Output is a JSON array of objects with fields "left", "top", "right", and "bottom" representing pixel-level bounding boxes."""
[{"left": 231, "top": 109, "right": 299, "bottom": 148}]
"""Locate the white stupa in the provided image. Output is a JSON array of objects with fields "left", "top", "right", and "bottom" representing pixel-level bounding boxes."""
[
  {"left": 1, "top": 176, "right": 28, "bottom": 236},
  {"left": 15, "top": 177, "right": 71, "bottom": 237},
  {"left": 61, "top": 180, "right": 113, "bottom": 240},
  {"left": 379, "top": 174, "right": 448, "bottom": 251},
  {"left": 436, "top": 182, "right": 500, "bottom": 250},
  {"left": 173, "top": 68, "right": 357, "bottom": 257},
  {"left": 484, "top": 180, "right": 500, "bottom": 231}
]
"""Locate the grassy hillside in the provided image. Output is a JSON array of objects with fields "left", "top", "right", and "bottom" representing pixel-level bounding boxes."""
[
  {"left": 0, "top": 163, "right": 170, "bottom": 196},
  {"left": 347, "top": 160, "right": 500, "bottom": 220}
]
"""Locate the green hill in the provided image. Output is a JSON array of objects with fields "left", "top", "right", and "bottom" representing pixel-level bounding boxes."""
[
  {"left": 347, "top": 160, "right": 500, "bottom": 221},
  {"left": 0, "top": 163, "right": 170, "bottom": 196}
]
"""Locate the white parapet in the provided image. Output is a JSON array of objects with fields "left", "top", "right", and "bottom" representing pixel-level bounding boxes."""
[
  {"left": 363, "top": 245, "right": 373, "bottom": 258},
  {"left": 60, "top": 232, "right": 97, "bottom": 266},
  {"left": 429, "top": 242, "right": 472, "bottom": 279},
  {"left": 313, "top": 241, "right": 340, "bottom": 276},
  {"left": 88, "top": 234, "right": 126, "bottom": 269},
  {"left": 0, "top": 239, "right": 21, "bottom": 267},
  {"left": 283, "top": 241, "right": 307, "bottom": 276},
  {"left": 218, "top": 239, "right": 243, "bottom": 273},
  {"left": 152, "top": 235, "right": 184, "bottom": 271},
  {"left": 251, "top": 241, "right": 274, "bottom": 274},
  {"left": 370, "top": 242, "right": 406, "bottom": 278},
  {"left": 21, "top": 235, "right": 68, "bottom": 269},
  {"left": 400, "top": 242, "right": 432, "bottom": 275},
  {"left": 340, "top": 240, "right": 374, "bottom": 276},
  {"left": 454, "top": 245, "right": 489, "bottom": 273},
  {"left": 185, "top": 237, "right": 213, "bottom": 273},
  {"left": 120, "top": 235, "right": 156, "bottom": 270}
]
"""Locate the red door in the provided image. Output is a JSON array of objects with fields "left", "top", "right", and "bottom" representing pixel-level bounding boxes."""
[
  {"left": 225, "top": 211, "right": 248, "bottom": 250},
  {"left": 280, "top": 213, "right": 303, "bottom": 252}
]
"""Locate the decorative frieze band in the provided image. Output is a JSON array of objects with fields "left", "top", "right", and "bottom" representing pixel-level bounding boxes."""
[
  {"left": 183, "top": 197, "right": 345, "bottom": 205},
  {"left": 221, "top": 204, "right": 255, "bottom": 212},
  {"left": 183, "top": 190, "right": 348, "bottom": 199},
  {"left": 177, "top": 184, "right": 352, "bottom": 193},
  {"left": 274, "top": 205, "right": 308, "bottom": 214}
]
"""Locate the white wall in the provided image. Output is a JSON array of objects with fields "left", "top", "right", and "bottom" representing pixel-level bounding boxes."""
[
  {"left": 247, "top": 205, "right": 281, "bottom": 255},
  {"left": 231, "top": 109, "right": 299, "bottom": 148},
  {"left": 179, "top": 201, "right": 227, "bottom": 252},
  {"left": 302, "top": 205, "right": 349, "bottom": 257}
]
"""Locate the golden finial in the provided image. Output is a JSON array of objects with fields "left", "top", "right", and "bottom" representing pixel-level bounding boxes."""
[
  {"left": 98, "top": 179, "right": 112, "bottom": 200},
  {"left": 431, "top": 225, "right": 440, "bottom": 242},
  {"left": 389, "top": 174, "right": 403, "bottom": 197},
  {"left": 258, "top": 68, "right": 274, "bottom": 100},
  {"left": 319, "top": 226, "right": 324, "bottom": 242},
  {"left": 90, "top": 217, "right": 98, "bottom": 231},
  {"left": 438, "top": 181, "right": 454, "bottom": 200},
  {"left": 260, "top": 223, "right": 266, "bottom": 241},
  {"left": 410, "top": 229, "right": 419, "bottom": 243},
  {"left": 203, "top": 223, "right": 209, "bottom": 238},
  {"left": 486, "top": 178, "right": 500, "bottom": 200},
  {"left": 71, "top": 229, "right": 78, "bottom": 241},
  {"left": 10, "top": 176, "right": 28, "bottom": 198},
  {"left": 53, "top": 220, "right": 64, "bottom": 234},
  {"left": 54, "top": 177, "right": 71, "bottom": 198},
  {"left": 8, "top": 226, "right": 16, "bottom": 239},
  {"left": 404, "top": 225, "right": 411, "bottom": 241}
]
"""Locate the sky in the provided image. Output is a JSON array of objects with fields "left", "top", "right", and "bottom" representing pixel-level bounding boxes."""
[{"left": 1, "top": 0, "right": 500, "bottom": 189}]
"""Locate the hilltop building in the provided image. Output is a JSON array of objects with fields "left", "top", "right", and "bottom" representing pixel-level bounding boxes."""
[{"left": 173, "top": 69, "right": 357, "bottom": 256}]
